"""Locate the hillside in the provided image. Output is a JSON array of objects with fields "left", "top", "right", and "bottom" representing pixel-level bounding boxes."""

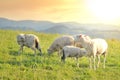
[
  {"left": 0, "top": 29, "right": 120, "bottom": 80},
  {"left": 0, "top": 17, "right": 120, "bottom": 39},
  {"left": 0, "top": 17, "right": 55, "bottom": 31},
  {"left": 43, "top": 24, "right": 71, "bottom": 34}
]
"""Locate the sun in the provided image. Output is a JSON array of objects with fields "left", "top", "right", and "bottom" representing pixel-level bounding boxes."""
[{"left": 85, "top": 0, "right": 120, "bottom": 23}]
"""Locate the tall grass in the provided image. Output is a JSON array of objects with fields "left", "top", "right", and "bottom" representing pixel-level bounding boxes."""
[{"left": 0, "top": 29, "right": 120, "bottom": 80}]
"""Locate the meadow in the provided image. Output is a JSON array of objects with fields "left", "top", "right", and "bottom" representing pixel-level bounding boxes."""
[{"left": 0, "top": 29, "right": 120, "bottom": 80}]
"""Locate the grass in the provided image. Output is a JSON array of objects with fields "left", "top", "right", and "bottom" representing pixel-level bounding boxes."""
[{"left": 0, "top": 29, "right": 120, "bottom": 80}]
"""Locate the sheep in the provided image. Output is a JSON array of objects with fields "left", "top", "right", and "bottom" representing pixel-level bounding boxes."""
[
  {"left": 17, "top": 34, "right": 42, "bottom": 56},
  {"left": 47, "top": 35, "right": 75, "bottom": 55},
  {"left": 73, "top": 34, "right": 85, "bottom": 48},
  {"left": 61, "top": 46, "right": 87, "bottom": 67},
  {"left": 75, "top": 34, "right": 108, "bottom": 70}
]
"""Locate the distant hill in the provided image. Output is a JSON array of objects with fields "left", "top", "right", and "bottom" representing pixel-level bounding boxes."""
[
  {"left": 0, "top": 17, "right": 120, "bottom": 39},
  {"left": 0, "top": 17, "right": 55, "bottom": 31},
  {"left": 43, "top": 24, "right": 70, "bottom": 34}
]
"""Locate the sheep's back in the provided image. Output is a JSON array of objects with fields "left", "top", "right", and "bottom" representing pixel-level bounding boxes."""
[
  {"left": 55, "top": 36, "right": 74, "bottom": 46},
  {"left": 92, "top": 38, "right": 108, "bottom": 54},
  {"left": 63, "top": 46, "right": 83, "bottom": 57},
  {"left": 48, "top": 35, "right": 75, "bottom": 52},
  {"left": 24, "top": 34, "right": 37, "bottom": 47}
]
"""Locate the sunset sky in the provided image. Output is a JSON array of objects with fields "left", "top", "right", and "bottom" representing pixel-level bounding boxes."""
[{"left": 0, "top": 0, "right": 120, "bottom": 25}]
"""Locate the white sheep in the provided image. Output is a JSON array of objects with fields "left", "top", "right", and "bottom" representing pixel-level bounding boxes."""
[
  {"left": 17, "top": 34, "right": 42, "bottom": 56},
  {"left": 47, "top": 35, "right": 75, "bottom": 55},
  {"left": 75, "top": 34, "right": 108, "bottom": 70},
  {"left": 61, "top": 46, "right": 87, "bottom": 67}
]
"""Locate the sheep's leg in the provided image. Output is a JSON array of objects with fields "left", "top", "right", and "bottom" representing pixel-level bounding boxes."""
[
  {"left": 89, "top": 57, "right": 92, "bottom": 69},
  {"left": 61, "top": 49, "right": 66, "bottom": 63},
  {"left": 31, "top": 47, "right": 36, "bottom": 56},
  {"left": 61, "top": 57, "right": 65, "bottom": 63},
  {"left": 18, "top": 45, "right": 23, "bottom": 55},
  {"left": 61, "top": 55, "right": 65, "bottom": 63},
  {"left": 93, "top": 55, "right": 96, "bottom": 70},
  {"left": 58, "top": 50, "right": 60, "bottom": 56},
  {"left": 97, "top": 55, "right": 101, "bottom": 68},
  {"left": 58, "top": 48, "right": 61, "bottom": 56},
  {"left": 21, "top": 46, "right": 24, "bottom": 53},
  {"left": 103, "top": 54, "right": 106, "bottom": 68},
  {"left": 76, "top": 57, "right": 79, "bottom": 68}
]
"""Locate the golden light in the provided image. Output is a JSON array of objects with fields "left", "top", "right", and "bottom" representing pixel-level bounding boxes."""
[{"left": 85, "top": 0, "right": 120, "bottom": 23}]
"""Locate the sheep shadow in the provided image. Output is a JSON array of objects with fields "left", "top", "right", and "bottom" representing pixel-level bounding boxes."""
[
  {"left": 9, "top": 50, "right": 43, "bottom": 56},
  {"left": 6, "top": 60, "right": 21, "bottom": 66},
  {"left": 78, "top": 64, "right": 88, "bottom": 68},
  {"left": 9, "top": 50, "right": 19, "bottom": 56},
  {"left": 24, "top": 52, "right": 44, "bottom": 57},
  {"left": 107, "top": 63, "right": 119, "bottom": 69}
]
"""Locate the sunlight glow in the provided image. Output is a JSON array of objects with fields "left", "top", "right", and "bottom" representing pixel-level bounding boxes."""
[{"left": 86, "top": 0, "right": 120, "bottom": 23}]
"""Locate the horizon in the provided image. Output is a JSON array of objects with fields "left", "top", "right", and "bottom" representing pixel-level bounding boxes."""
[
  {"left": 0, "top": 17, "right": 120, "bottom": 27},
  {"left": 0, "top": 0, "right": 120, "bottom": 26}
]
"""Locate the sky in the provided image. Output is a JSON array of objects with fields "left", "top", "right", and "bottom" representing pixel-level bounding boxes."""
[{"left": 0, "top": 0, "right": 120, "bottom": 25}]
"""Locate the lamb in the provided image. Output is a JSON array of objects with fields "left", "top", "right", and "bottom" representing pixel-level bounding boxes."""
[
  {"left": 61, "top": 46, "right": 87, "bottom": 67},
  {"left": 75, "top": 34, "right": 108, "bottom": 70},
  {"left": 47, "top": 35, "right": 75, "bottom": 55},
  {"left": 17, "top": 34, "right": 42, "bottom": 56}
]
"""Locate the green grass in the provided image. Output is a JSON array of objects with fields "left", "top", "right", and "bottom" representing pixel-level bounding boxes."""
[{"left": 0, "top": 29, "right": 120, "bottom": 80}]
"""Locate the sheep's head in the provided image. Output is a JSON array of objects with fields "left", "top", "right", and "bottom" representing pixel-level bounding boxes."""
[
  {"left": 47, "top": 49, "right": 54, "bottom": 54},
  {"left": 82, "top": 49, "right": 88, "bottom": 56},
  {"left": 17, "top": 34, "right": 25, "bottom": 45},
  {"left": 74, "top": 34, "right": 85, "bottom": 42},
  {"left": 80, "top": 35, "right": 91, "bottom": 44},
  {"left": 75, "top": 34, "right": 92, "bottom": 46},
  {"left": 74, "top": 34, "right": 83, "bottom": 42}
]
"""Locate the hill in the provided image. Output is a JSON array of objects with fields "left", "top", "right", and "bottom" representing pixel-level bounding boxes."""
[
  {"left": 0, "top": 17, "right": 120, "bottom": 39},
  {"left": 43, "top": 23, "right": 71, "bottom": 34},
  {"left": 0, "top": 29, "right": 120, "bottom": 80},
  {"left": 0, "top": 17, "right": 55, "bottom": 31}
]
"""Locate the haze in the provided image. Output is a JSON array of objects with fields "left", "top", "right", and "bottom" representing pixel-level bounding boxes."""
[{"left": 0, "top": 0, "right": 120, "bottom": 26}]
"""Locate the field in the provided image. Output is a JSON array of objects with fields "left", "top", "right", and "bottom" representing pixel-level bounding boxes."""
[{"left": 0, "top": 29, "right": 120, "bottom": 80}]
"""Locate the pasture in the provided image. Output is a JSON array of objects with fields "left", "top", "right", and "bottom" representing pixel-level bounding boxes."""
[{"left": 0, "top": 29, "right": 120, "bottom": 80}]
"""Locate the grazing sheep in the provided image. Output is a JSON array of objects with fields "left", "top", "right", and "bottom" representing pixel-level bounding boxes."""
[
  {"left": 75, "top": 34, "right": 108, "bottom": 70},
  {"left": 73, "top": 34, "right": 85, "bottom": 48},
  {"left": 47, "top": 35, "right": 75, "bottom": 55},
  {"left": 17, "top": 34, "right": 42, "bottom": 56},
  {"left": 61, "top": 46, "right": 87, "bottom": 67}
]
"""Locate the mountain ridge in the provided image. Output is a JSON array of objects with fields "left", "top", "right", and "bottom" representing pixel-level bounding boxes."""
[{"left": 0, "top": 17, "right": 120, "bottom": 39}]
